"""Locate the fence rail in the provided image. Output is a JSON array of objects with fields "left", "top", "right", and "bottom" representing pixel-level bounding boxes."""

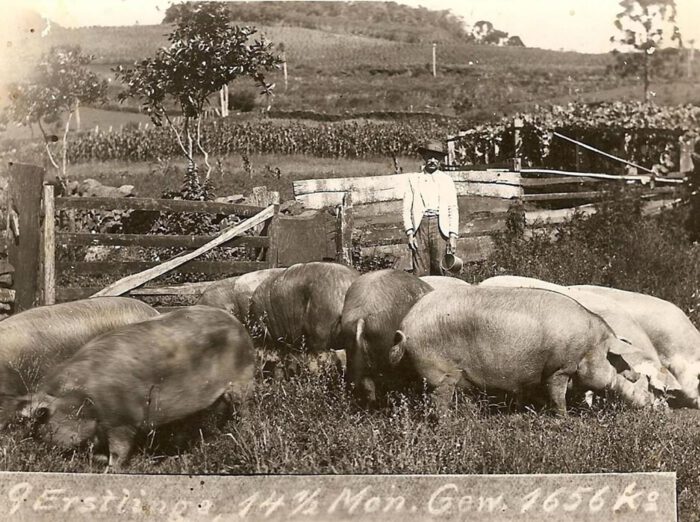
[
  {"left": 34, "top": 179, "right": 279, "bottom": 306},
  {"left": 55, "top": 197, "right": 266, "bottom": 216},
  {"left": 57, "top": 233, "right": 269, "bottom": 249}
]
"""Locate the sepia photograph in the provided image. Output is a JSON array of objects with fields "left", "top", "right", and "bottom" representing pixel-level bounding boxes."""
[{"left": 0, "top": 0, "right": 698, "bottom": 519}]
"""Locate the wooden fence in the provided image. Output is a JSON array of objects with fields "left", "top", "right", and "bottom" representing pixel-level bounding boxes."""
[
  {"left": 294, "top": 169, "right": 521, "bottom": 268},
  {"left": 5, "top": 164, "right": 282, "bottom": 311},
  {"left": 293, "top": 164, "right": 683, "bottom": 269}
]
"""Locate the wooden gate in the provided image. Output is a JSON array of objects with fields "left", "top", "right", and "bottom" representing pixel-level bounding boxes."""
[{"left": 0, "top": 166, "right": 279, "bottom": 308}]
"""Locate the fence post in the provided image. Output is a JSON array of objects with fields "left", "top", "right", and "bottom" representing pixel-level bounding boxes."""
[
  {"left": 513, "top": 118, "right": 523, "bottom": 171},
  {"left": 336, "top": 192, "right": 354, "bottom": 266},
  {"left": 6, "top": 163, "right": 45, "bottom": 312},
  {"left": 42, "top": 184, "right": 56, "bottom": 305},
  {"left": 680, "top": 135, "right": 695, "bottom": 176},
  {"left": 267, "top": 202, "right": 280, "bottom": 268},
  {"left": 447, "top": 139, "right": 456, "bottom": 167}
]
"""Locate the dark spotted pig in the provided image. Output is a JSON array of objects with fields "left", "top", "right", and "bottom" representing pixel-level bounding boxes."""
[
  {"left": 250, "top": 262, "right": 359, "bottom": 354},
  {"left": 390, "top": 286, "right": 654, "bottom": 414},
  {"left": 0, "top": 297, "right": 158, "bottom": 427},
  {"left": 339, "top": 269, "right": 434, "bottom": 404},
  {"left": 22, "top": 305, "right": 255, "bottom": 469}
]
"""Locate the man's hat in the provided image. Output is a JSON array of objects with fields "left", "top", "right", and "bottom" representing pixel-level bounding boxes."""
[{"left": 417, "top": 140, "right": 445, "bottom": 157}]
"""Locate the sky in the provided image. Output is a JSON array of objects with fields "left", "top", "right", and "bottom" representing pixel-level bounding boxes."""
[{"left": 7, "top": 0, "right": 700, "bottom": 54}]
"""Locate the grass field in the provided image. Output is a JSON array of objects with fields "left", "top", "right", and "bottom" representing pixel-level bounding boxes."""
[
  {"left": 2, "top": 153, "right": 700, "bottom": 520},
  {"left": 2, "top": 357, "right": 700, "bottom": 520},
  {"left": 63, "top": 153, "right": 414, "bottom": 201},
  {"left": 0, "top": 22, "right": 649, "bottom": 118}
]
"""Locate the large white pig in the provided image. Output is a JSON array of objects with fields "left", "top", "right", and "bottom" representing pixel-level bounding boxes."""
[
  {"left": 573, "top": 284, "right": 700, "bottom": 408},
  {"left": 479, "top": 275, "right": 680, "bottom": 394},
  {"left": 389, "top": 286, "right": 653, "bottom": 414}
]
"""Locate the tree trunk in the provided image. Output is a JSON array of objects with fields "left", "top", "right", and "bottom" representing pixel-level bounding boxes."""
[{"left": 643, "top": 53, "right": 650, "bottom": 102}]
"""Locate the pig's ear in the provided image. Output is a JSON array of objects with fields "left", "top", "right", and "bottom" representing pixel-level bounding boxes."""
[
  {"left": 388, "top": 330, "right": 407, "bottom": 366},
  {"left": 355, "top": 318, "right": 365, "bottom": 347}
]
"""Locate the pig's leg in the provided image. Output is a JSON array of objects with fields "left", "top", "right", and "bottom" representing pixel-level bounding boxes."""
[
  {"left": 106, "top": 426, "right": 136, "bottom": 471},
  {"left": 545, "top": 371, "right": 571, "bottom": 415},
  {"left": 432, "top": 381, "right": 457, "bottom": 415},
  {"left": 576, "top": 350, "right": 652, "bottom": 408}
]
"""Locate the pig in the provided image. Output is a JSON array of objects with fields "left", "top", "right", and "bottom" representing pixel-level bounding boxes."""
[
  {"left": 0, "top": 297, "right": 159, "bottom": 427},
  {"left": 479, "top": 275, "right": 681, "bottom": 394},
  {"left": 22, "top": 305, "right": 255, "bottom": 469},
  {"left": 420, "top": 275, "right": 471, "bottom": 290},
  {"left": 572, "top": 284, "right": 700, "bottom": 408},
  {"left": 389, "top": 286, "right": 654, "bottom": 414},
  {"left": 196, "top": 268, "right": 285, "bottom": 322},
  {"left": 340, "top": 269, "right": 434, "bottom": 404},
  {"left": 250, "top": 262, "right": 359, "bottom": 354}
]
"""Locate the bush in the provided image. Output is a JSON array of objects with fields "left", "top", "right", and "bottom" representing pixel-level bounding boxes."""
[
  {"left": 471, "top": 188, "right": 700, "bottom": 324},
  {"left": 229, "top": 89, "right": 258, "bottom": 113}
]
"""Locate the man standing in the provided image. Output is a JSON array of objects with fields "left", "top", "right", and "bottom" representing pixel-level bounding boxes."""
[{"left": 402, "top": 140, "right": 459, "bottom": 275}]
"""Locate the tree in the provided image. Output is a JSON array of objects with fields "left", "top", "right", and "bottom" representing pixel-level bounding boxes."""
[
  {"left": 4, "top": 46, "right": 107, "bottom": 180},
  {"left": 116, "top": 2, "right": 281, "bottom": 197},
  {"left": 610, "top": 0, "right": 682, "bottom": 102}
]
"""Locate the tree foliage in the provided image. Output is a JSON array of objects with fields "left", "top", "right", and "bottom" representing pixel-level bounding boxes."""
[
  {"left": 610, "top": 0, "right": 682, "bottom": 101},
  {"left": 115, "top": 2, "right": 281, "bottom": 196},
  {"left": 4, "top": 45, "right": 107, "bottom": 178}
]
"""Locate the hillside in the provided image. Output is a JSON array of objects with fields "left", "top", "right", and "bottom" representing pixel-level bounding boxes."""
[
  {"left": 163, "top": 1, "right": 520, "bottom": 45},
  {"left": 1, "top": 2, "right": 695, "bottom": 121},
  {"left": 1, "top": 22, "right": 627, "bottom": 118}
]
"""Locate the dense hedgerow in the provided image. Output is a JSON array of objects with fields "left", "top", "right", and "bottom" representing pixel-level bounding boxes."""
[{"left": 469, "top": 188, "right": 700, "bottom": 324}]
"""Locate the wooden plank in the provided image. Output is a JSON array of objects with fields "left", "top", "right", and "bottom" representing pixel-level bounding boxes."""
[
  {"left": 296, "top": 180, "right": 522, "bottom": 209},
  {"left": 57, "top": 281, "right": 218, "bottom": 302},
  {"left": 273, "top": 211, "right": 337, "bottom": 267},
  {"left": 293, "top": 171, "right": 521, "bottom": 196},
  {"left": 360, "top": 236, "right": 495, "bottom": 264},
  {"left": 521, "top": 177, "right": 603, "bottom": 187},
  {"left": 525, "top": 196, "right": 680, "bottom": 228},
  {"left": 523, "top": 191, "right": 603, "bottom": 202},
  {"left": 60, "top": 260, "right": 267, "bottom": 276},
  {"left": 55, "top": 197, "right": 265, "bottom": 217},
  {"left": 7, "top": 164, "right": 44, "bottom": 312},
  {"left": 42, "top": 185, "right": 56, "bottom": 305},
  {"left": 129, "top": 281, "right": 219, "bottom": 296},
  {"left": 267, "top": 204, "right": 280, "bottom": 268},
  {"left": 641, "top": 198, "right": 681, "bottom": 216},
  {"left": 90, "top": 205, "right": 275, "bottom": 297},
  {"left": 57, "top": 286, "right": 106, "bottom": 302},
  {"left": 57, "top": 233, "right": 269, "bottom": 249},
  {"left": 356, "top": 214, "right": 507, "bottom": 245},
  {"left": 520, "top": 168, "right": 687, "bottom": 185},
  {"left": 525, "top": 204, "right": 597, "bottom": 226},
  {"left": 0, "top": 288, "right": 16, "bottom": 303},
  {"left": 155, "top": 306, "right": 185, "bottom": 314},
  {"left": 336, "top": 192, "right": 353, "bottom": 265},
  {"left": 352, "top": 197, "right": 515, "bottom": 228}
]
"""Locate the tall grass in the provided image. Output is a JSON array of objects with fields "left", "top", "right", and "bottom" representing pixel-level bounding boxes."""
[
  {"left": 470, "top": 188, "right": 700, "bottom": 324},
  {"left": 3, "top": 363, "right": 700, "bottom": 519}
]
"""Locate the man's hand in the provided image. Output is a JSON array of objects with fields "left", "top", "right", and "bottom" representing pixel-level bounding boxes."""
[
  {"left": 407, "top": 231, "right": 418, "bottom": 251},
  {"left": 448, "top": 234, "right": 457, "bottom": 254}
]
